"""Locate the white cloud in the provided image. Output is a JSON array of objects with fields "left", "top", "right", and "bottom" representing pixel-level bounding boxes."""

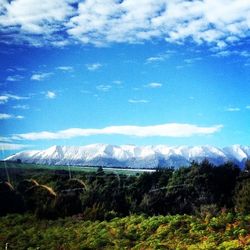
[
  {"left": 31, "top": 72, "right": 52, "bottom": 81},
  {"left": 7, "top": 67, "right": 26, "bottom": 72},
  {"left": 67, "top": 0, "right": 250, "bottom": 48},
  {"left": 0, "top": 136, "right": 12, "bottom": 143},
  {"left": 113, "top": 80, "right": 122, "bottom": 85},
  {"left": 15, "top": 67, "right": 26, "bottom": 71},
  {"left": 0, "top": 143, "right": 29, "bottom": 150},
  {"left": 214, "top": 50, "right": 250, "bottom": 58},
  {"left": 16, "top": 115, "right": 24, "bottom": 119},
  {"left": 81, "top": 90, "right": 92, "bottom": 94},
  {"left": 86, "top": 63, "right": 102, "bottom": 71},
  {"left": 46, "top": 91, "right": 56, "bottom": 99},
  {"left": 12, "top": 123, "right": 223, "bottom": 140},
  {"left": 146, "top": 56, "right": 165, "bottom": 63},
  {"left": 1, "top": 0, "right": 249, "bottom": 48},
  {"left": 184, "top": 57, "right": 201, "bottom": 64},
  {"left": 0, "top": 114, "right": 12, "bottom": 120},
  {"left": 225, "top": 107, "right": 240, "bottom": 112},
  {"left": 128, "top": 99, "right": 149, "bottom": 104},
  {"left": 96, "top": 85, "right": 111, "bottom": 92},
  {"left": 213, "top": 50, "right": 232, "bottom": 57},
  {"left": 13, "top": 104, "right": 29, "bottom": 109},
  {"left": 0, "top": 96, "right": 9, "bottom": 104},
  {"left": 0, "top": 94, "right": 29, "bottom": 104},
  {"left": 144, "top": 82, "right": 162, "bottom": 88},
  {"left": 0, "top": 113, "right": 24, "bottom": 119},
  {"left": 240, "top": 51, "right": 250, "bottom": 57},
  {"left": 0, "top": 0, "right": 75, "bottom": 46},
  {"left": 145, "top": 51, "right": 174, "bottom": 63},
  {"left": 56, "top": 66, "right": 74, "bottom": 72},
  {"left": 6, "top": 75, "right": 24, "bottom": 82},
  {"left": 246, "top": 106, "right": 250, "bottom": 109}
]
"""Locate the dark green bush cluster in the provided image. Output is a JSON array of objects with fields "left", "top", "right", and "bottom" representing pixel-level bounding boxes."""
[{"left": 1, "top": 160, "right": 250, "bottom": 219}]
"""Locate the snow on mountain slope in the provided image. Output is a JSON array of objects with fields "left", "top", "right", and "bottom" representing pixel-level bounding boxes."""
[
  {"left": 223, "top": 145, "right": 249, "bottom": 162},
  {"left": 4, "top": 144, "right": 250, "bottom": 168}
]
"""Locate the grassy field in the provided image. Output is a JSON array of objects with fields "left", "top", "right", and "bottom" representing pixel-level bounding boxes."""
[{"left": 0, "top": 161, "right": 154, "bottom": 176}]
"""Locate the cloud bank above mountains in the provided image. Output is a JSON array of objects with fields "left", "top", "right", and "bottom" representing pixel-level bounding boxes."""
[
  {"left": 11, "top": 123, "right": 223, "bottom": 141},
  {"left": 0, "top": 0, "right": 249, "bottom": 48}
]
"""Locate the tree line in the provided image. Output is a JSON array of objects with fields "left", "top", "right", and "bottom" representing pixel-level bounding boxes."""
[{"left": 1, "top": 159, "right": 250, "bottom": 220}]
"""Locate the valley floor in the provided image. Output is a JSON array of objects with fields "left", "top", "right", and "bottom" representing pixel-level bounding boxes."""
[{"left": 0, "top": 213, "right": 250, "bottom": 250}]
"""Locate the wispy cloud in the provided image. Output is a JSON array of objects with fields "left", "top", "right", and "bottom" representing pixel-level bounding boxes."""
[
  {"left": 6, "top": 67, "right": 26, "bottom": 72},
  {"left": 0, "top": 114, "right": 12, "bottom": 120},
  {"left": 214, "top": 50, "right": 250, "bottom": 58},
  {"left": 31, "top": 72, "right": 52, "bottom": 81},
  {"left": 128, "top": 99, "right": 149, "bottom": 104},
  {"left": 113, "top": 80, "right": 122, "bottom": 85},
  {"left": 0, "top": 143, "right": 30, "bottom": 150},
  {"left": 246, "top": 106, "right": 250, "bottom": 110},
  {"left": 56, "top": 66, "right": 74, "bottom": 72},
  {"left": 12, "top": 123, "right": 223, "bottom": 140},
  {"left": 146, "top": 56, "right": 165, "bottom": 64},
  {"left": 6, "top": 75, "right": 24, "bottom": 82},
  {"left": 0, "top": 94, "right": 29, "bottom": 104},
  {"left": 13, "top": 104, "right": 29, "bottom": 110},
  {"left": 225, "top": 107, "right": 241, "bottom": 112},
  {"left": 96, "top": 85, "right": 111, "bottom": 92},
  {"left": 86, "top": 63, "right": 102, "bottom": 71},
  {"left": 81, "top": 90, "right": 92, "bottom": 94},
  {"left": 144, "top": 82, "right": 162, "bottom": 88},
  {"left": 0, "top": 113, "right": 24, "bottom": 120},
  {"left": 245, "top": 62, "right": 250, "bottom": 67},
  {"left": 145, "top": 51, "right": 174, "bottom": 64},
  {"left": 46, "top": 91, "right": 56, "bottom": 99},
  {"left": 184, "top": 57, "right": 201, "bottom": 64},
  {"left": 0, "top": 136, "right": 12, "bottom": 143}
]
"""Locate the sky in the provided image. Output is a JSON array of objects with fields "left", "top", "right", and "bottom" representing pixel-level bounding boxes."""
[{"left": 0, "top": 0, "right": 250, "bottom": 158}]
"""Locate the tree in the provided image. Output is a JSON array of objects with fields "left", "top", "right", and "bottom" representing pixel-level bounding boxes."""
[
  {"left": 244, "top": 159, "right": 250, "bottom": 172},
  {"left": 16, "top": 159, "right": 22, "bottom": 164},
  {"left": 24, "top": 185, "right": 57, "bottom": 218},
  {"left": 0, "top": 182, "right": 24, "bottom": 215},
  {"left": 234, "top": 179, "right": 250, "bottom": 213},
  {"left": 16, "top": 179, "right": 39, "bottom": 194}
]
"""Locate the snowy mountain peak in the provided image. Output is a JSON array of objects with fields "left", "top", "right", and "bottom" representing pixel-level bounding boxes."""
[{"left": 4, "top": 144, "right": 250, "bottom": 169}]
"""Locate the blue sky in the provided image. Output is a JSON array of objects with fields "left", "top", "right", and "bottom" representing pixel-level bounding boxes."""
[{"left": 0, "top": 0, "right": 250, "bottom": 158}]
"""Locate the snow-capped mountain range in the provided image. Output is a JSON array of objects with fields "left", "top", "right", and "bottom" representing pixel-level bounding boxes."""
[{"left": 4, "top": 144, "right": 250, "bottom": 169}]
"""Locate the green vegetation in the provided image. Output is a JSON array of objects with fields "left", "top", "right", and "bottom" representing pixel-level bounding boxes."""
[
  {"left": 1, "top": 160, "right": 250, "bottom": 249},
  {"left": 1, "top": 212, "right": 250, "bottom": 249},
  {"left": 0, "top": 161, "right": 149, "bottom": 175},
  {"left": 1, "top": 160, "right": 249, "bottom": 218}
]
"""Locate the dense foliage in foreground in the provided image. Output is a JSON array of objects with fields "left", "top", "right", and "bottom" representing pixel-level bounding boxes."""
[
  {"left": 1, "top": 212, "right": 250, "bottom": 249},
  {"left": 1, "top": 161, "right": 250, "bottom": 249}
]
